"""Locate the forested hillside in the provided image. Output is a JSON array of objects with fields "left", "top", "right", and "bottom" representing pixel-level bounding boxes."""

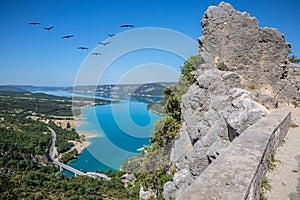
[{"left": 0, "top": 91, "right": 136, "bottom": 199}]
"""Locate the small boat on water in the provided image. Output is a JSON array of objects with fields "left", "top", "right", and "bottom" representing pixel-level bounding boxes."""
[{"left": 137, "top": 145, "right": 147, "bottom": 151}]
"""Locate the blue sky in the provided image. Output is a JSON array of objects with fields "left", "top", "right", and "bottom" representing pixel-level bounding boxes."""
[{"left": 0, "top": 0, "right": 299, "bottom": 86}]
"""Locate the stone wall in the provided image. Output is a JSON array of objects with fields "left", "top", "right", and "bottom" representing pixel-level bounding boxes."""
[{"left": 177, "top": 110, "right": 291, "bottom": 200}]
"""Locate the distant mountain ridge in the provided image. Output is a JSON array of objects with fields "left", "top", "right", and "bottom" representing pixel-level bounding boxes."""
[
  {"left": 0, "top": 85, "right": 27, "bottom": 92},
  {"left": 0, "top": 85, "right": 66, "bottom": 92},
  {"left": 0, "top": 82, "right": 176, "bottom": 95},
  {"left": 0, "top": 83, "right": 176, "bottom": 104},
  {"left": 65, "top": 82, "right": 176, "bottom": 100}
]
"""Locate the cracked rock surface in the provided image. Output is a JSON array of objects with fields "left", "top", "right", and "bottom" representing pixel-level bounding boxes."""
[
  {"left": 199, "top": 2, "right": 300, "bottom": 105},
  {"left": 164, "top": 2, "right": 300, "bottom": 199}
]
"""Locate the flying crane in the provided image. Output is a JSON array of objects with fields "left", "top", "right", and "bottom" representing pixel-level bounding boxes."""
[
  {"left": 44, "top": 26, "right": 54, "bottom": 31},
  {"left": 91, "top": 52, "right": 102, "bottom": 56},
  {"left": 28, "top": 22, "right": 40, "bottom": 25},
  {"left": 62, "top": 35, "right": 74, "bottom": 39},
  {"left": 77, "top": 47, "right": 88, "bottom": 50},
  {"left": 99, "top": 42, "right": 110, "bottom": 46},
  {"left": 120, "top": 24, "right": 134, "bottom": 28}
]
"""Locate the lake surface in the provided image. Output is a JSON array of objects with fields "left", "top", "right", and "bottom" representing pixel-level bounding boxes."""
[
  {"left": 68, "top": 100, "right": 161, "bottom": 174},
  {"left": 38, "top": 90, "right": 162, "bottom": 175}
]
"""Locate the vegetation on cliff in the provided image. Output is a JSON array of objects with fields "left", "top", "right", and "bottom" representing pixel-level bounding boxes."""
[
  {"left": 149, "top": 55, "right": 203, "bottom": 151},
  {"left": 288, "top": 50, "right": 300, "bottom": 64},
  {"left": 121, "top": 55, "right": 204, "bottom": 199}
]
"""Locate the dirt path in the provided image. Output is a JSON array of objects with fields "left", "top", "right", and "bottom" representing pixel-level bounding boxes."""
[{"left": 265, "top": 107, "right": 300, "bottom": 200}]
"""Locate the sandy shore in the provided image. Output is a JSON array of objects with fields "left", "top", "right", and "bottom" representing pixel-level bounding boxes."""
[
  {"left": 75, "top": 113, "right": 99, "bottom": 139},
  {"left": 51, "top": 109, "right": 99, "bottom": 155},
  {"left": 77, "top": 131, "right": 98, "bottom": 139},
  {"left": 52, "top": 115, "right": 98, "bottom": 139},
  {"left": 67, "top": 140, "right": 91, "bottom": 155}
]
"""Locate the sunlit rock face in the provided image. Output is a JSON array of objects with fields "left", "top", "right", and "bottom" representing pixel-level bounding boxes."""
[
  {"left": 164, "top": 2, "right": 300, "bottom": 199},
  {"left": 199, "top": 2, "right": 299, "bottom": 105}
]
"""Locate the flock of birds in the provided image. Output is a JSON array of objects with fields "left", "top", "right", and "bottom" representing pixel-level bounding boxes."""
[{"left": 28, "top": 22, "right": 135, "bottom": 55}]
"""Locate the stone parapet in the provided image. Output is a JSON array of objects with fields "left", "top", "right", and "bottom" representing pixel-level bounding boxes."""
[{"left": 177, "top": 110, "right": 291, "bottom": 200}]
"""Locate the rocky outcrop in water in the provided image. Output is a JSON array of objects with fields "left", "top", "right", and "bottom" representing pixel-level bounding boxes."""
[{"left": 164, "top": 2, "right": 300, "bottom": 199}]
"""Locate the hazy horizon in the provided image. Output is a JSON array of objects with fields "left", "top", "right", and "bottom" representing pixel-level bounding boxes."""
[{"left": 0, "top": 80, "right": 178, "bottom": 88}]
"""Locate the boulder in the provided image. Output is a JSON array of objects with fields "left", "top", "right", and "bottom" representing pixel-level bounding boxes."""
[
  {"left": 173, "top": 168, "right": 191, "bottom": 189},
  {"left": 221, "top": 88, "right": 270, "bottom": 138},
  {"left": 163, "top": 181, "right": 177, "bottom": 200},
  {"left": 139, "top": 186, "right": 156, "bottom": 200}
]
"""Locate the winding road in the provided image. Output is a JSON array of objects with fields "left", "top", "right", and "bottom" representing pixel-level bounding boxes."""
[
  {"left": 48, "top": 127, "right": 111, "bottom": 180},
  {"left": 48, "top": 127, "right": 58, "bottom": 159}
]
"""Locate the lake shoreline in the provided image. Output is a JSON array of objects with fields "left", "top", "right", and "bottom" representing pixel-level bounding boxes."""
[
  {"left": 147, "top": 108, "right": 165, "bottom": 116},
  {"left": 47, "top": 92, "right": 163, "bottom": 174},
  {"left": 54, "top": 105, "right": 99, "bottom": 160},
  {"left": 73, "top": 106, "right": 99, "bottom": 154}
]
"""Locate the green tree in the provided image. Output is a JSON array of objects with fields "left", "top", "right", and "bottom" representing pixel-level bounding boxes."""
[
  {"left": 149, "top": 55, "right": 204, "bottom": 150},
  {"left": 180, "top": 54, "right": 204, "bottom": 85},
  {"left": 66, "top": 122, "right": 71, "bottom": 129},
  {"left": 287, "top": 50, "right": 300, "bottom": 64},
  {"left": 150, "top": 115, "right": 180, "bottom": 146},
  {"left": 288, "top": 54, "right": 300, "bottom": 64}
]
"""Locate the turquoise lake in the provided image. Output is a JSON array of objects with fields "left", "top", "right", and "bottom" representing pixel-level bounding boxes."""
[
  {"left": 34, "top": 90, "right": 162, "bottom": 176},
  {"left": 68, "top": 100, "right": 162, "bottom": 174}
]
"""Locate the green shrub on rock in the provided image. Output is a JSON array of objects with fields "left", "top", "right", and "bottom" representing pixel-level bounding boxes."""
[
  {"left": 217, "top": 61, "right": 228, "bottom": 71},
  {"left": 149, "top": 55, "right": 204, "bottom": 150}
]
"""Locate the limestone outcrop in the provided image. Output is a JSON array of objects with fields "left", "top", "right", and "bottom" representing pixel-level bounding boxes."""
[
  {"left": 164, "top": 2, "right": 300, "bottom": 199},
  {"left": 199, "top": 2, "right": 300, "bottom": 105},
  {"left": 164, "top": 70, "right": 269, "bottom": 199}
]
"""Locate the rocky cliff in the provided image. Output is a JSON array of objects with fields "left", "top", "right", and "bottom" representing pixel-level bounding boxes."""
[
  {"left": 199, "top": 2, "right": 300, "bottom": 106},
  {"left": 164, "top": 2, "right": 300, "bottom": 199}
]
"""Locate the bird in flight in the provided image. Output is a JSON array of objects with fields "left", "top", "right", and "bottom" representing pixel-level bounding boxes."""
[
  {"left": 120, "top": 24, "right": 134, "bottom": 28},
  {"left": 91, "top": 52, "right": 102, "bottom": 56},
  {"left": 99, "top": 42, "right": 110, "bottom": 46},
  {"left": 28, "top": 22, "right": 40, "bottom": 25},
  {"left": 44, "top": 26, "right": 54, "bottom": 31},
  {"left": 78, "top": 47, "right": 88, "bottom": 50},
  {"left": 62, "top": 35, "right": 74, "bottom": 39},
  {"left": 108, "top": 34, "right": 116, "bottom": 37}
]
